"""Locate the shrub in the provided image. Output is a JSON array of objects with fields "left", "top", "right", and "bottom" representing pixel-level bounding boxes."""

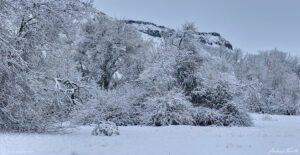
[
  {"left": 192, "top": 103, "right": 253, "bottom": 127},
  {"left": 73, "top": 84, "right": 147, "bottom": 126},
  {"left": 91, "top": 121, "right": 120, "bottom": 136},
  {"left": 219, "top": 102, "right": 253, "bottom": 126},
  {"left": 191, "top": 82, "right": 233, "bottom": 109},
  {"left": 192, "top": 107, "right": 224, "bottom": 126},
  {"left": 141, "top": 89, "right": 194, "bottom": 126}
]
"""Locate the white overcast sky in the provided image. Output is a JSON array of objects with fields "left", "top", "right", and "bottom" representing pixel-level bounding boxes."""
[{"left": 94, "top": 0, "right": 300, "bottom": 55}]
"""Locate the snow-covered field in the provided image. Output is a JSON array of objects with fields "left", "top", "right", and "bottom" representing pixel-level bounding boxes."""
[{"left": 1, "top": 114, "right": 299, "bottom": 155}]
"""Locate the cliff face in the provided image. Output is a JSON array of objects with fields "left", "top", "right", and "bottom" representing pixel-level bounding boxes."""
[{"left": 124, "top": 20, "right": 233, "bottom": 50}]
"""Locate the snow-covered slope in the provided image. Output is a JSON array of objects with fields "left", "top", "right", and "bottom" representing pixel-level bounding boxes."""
[
  {"left": 1, "top": 114, "right": 299, "bottom": 155},
  {"left": 124, "top": 20, "right": 233, "bottom": 50}
]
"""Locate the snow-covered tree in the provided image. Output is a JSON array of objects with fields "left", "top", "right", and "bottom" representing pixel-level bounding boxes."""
[
  {"left": 0, "top": 0, "right": 93, "bottom": 132},
  {"left": 235, "top": 50, "right": 300, "bottom": 115},
  {"left": 76, "top": 15, "right": 149, "bottom": 89}
]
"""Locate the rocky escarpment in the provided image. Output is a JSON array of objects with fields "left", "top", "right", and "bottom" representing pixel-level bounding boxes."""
[{"left": 124, "top": 20, "right": 233, "bottom": 50}]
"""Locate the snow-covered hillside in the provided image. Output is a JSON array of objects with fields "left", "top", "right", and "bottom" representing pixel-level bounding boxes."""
[{"left": 1, "top": 114, "right": 299, "bottom": 155}]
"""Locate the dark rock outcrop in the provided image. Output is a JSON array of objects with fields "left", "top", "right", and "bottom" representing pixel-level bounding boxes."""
[{"left": 124, "top": 20, "right": 233, "bottom": 50}]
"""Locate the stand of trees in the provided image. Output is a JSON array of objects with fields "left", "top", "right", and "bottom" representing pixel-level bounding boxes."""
[{"left": 0, "top": 0, "right": 299, "bottom": 133}]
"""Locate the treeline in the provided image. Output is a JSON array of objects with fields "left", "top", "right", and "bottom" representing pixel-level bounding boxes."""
[{"left": 0, "top": 0, "right": 299, "bottom": 133}]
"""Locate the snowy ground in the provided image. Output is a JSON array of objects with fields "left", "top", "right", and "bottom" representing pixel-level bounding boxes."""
[{"left": 1, "top": 114, "right": 300, "bottom": 155}]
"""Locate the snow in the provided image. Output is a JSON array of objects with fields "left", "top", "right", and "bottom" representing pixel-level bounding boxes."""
[
  {"left": 140, "top": 32, "right": 163, "bottom": 47},
  {"left": 112, "top": 71, "right": 123, "bottom": 80},
  {"left": 128, "top": 20, "right": 233, "bottom": 50},
  {"left": 205, "top": 35, "right": 220, "bottom": 43},
  {"left": 0, "top": 114, "right": 299, "bottom": 155},
  {"left": 130, "top": 23, "right": 168, "bottom": 33},
  {"left": 41, "top": 51, "right": 47, "bottom": 58}
]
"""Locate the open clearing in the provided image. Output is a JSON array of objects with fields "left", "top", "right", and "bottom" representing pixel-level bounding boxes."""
[{"left": 1, "top": 114, "right": 299, "bottom": 155}]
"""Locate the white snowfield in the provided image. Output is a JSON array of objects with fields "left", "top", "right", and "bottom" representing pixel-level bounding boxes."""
[{"left": 0, "top": 114, "right": 299, "bottom": 155}]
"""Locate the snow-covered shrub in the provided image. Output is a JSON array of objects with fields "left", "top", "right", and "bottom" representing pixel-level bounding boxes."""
[
  {"left": 74, "top": 84, "right": 148, "bottom": 126},
  {"left": 219, "top": 102, "right": 253, "bottom": 126},
  {"left": 192, "top": 104, "right": 252, "bottom": 127},
  {"left": 192, "top": 107, "right": 224, "bottom": 126},
  {"left": 189, "top": 81, "right": 252, "bottom": 126},
  {"left": 191, "top": 82, "right": 233, "bottom": 109},
  {"left": 261, "top": 115, "right": 275, "bottom": 121},
  {"left": 141, "top": 89, "right": 194, "bottom": 126},
  {"left": 0, "top": 103, "right": 48, "bottom": 132},
  {"left": 91, "top": 121, "right": 119, "bottom": 136}
]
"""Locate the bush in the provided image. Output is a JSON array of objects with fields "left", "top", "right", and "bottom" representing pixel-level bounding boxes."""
[
  {"left": 74, "top": 84, "right": 253, "bottom": 127},
  {"left": 141, "top": 90, "right": 194, "bottom": 126},
  {"left": 91, "top": 121, "right": 119, "bottom": 136},
  {"left": 219, "top": 102, "right": 253, "bottom": 126},
  {"left": 192, "top": 107, "right": 224, "bottom": 126},
  {"left": 191, "top": 82, "right": 233, "bottom": 109},
  {"left": 73, "top": 84, "right": 147, "bottom": 126},
  {"left": 192, "top": 103, "right": 253, "bottom": 127}
]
